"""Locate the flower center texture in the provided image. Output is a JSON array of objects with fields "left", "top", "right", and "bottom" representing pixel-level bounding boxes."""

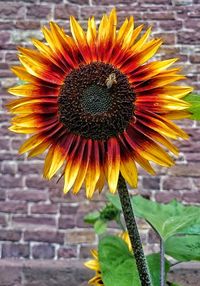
[{"left": 58, "top": 62, "right": 135, "bottom": 140}]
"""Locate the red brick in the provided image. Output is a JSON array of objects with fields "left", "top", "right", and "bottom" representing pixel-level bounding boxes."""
[
  {"left": 178, "top": 31, "right": 200, "bottom": 44},
  {"left": 24, "top": 231, "right": 64, "bottom": 244},
  {"left": 182, "top": 192, "right": 200, "bottom": 203},
  {"left": 58, "top": 246, "right": 77, "bottom": 259},
  {"left": 60, "top": 204, "right": 79, "bottom": 215},
  {"left": 155, "top": 192, "right": 182, "bottom": 203},
  {"left": 79, "top": 245, "right": 95, "bottom": 259},
  {"left": 0, "top": 230, "right": 22, "bottom": 241},
  {"left": 168, "top": 164, "right": 200, "bottom": 177},
  {"left": 0, "top": 190, "right": 6, "bottom": 201},
  {"left": 162, "top": 177, "right": 191, "bottom": 190},
  {"left": 0, "top": 70, "right": 14, "bottom": 78},
  {"left": 185, "top": 153, "right": 200, "bottom": 162},
  {"left": 0, "top": 21, "right": 14, "bottom": 30},
  {"left": 192, "top": 178, "right": 200, "bottom": 189},
  {"left": 92, "top": 0, "right": 133, "bottom": 4},
  {"left": 27, "top": 5, "right": 52, "bottom": 19},
  {"left": 189, "top": 54, "right": 200, "bottom": 63},
  {"left": 65, "top": 230, "right": 96, "bottom": 244},
  {"left": 0, "top": 215, "right": 7, "bottom": 226},
  {"left": 0, "top": 4, "right": 25, "bottom": 19},
  {"left": 15, "top": 21, "right": 40, "bottom": 30},
  {"left": 41, "top": 0, "right": 63, "bottom": 2},
  {"left": 148, "top": 229, "right": 160, "bottom": 244},
  {"left": 184, "top": 19, "right": 200, "bottom": 30},
  {"left": 0, "top": 32, "right": 10, "bottom": 45},
  {"left": 32, "top": 244, "right": 55, "bottom": 259},
  {"left": 59, "top": 216, "right": 76, "bottom": 229},
  {"left": 54, "top": 4, "right": 79, "bottom": 19},
  {"left": 80, "top": 6, "right": 110, "bottom": 19},
  {"left": 2, "top": 243, "right": 29, "bottom": 258},
  {"left": 25, "top": 176, "right": 50, "bottom": 190},
  {"left": 12, "top": 216, "right": 56, "bottom": 228},
  {"left": 0, "top": 202, "right": 27, "bottom": 214},
  {"left": 153, "top": 32, "right": 176, "bottom": 45},
  {"left": 7, "top": 190, "right": 48, "bottom": 202},
  {"left": 187, "top": 7, "right": 200, "bottom": 18},
  {"left": 1, "top": 162, "right": 17, "bottom": 175},
  {"left": 159, "top": 20, "right": 182, "bottom": 30},
  {"left": 0, "top": 138, "right": 10, "bottom": 151},
  {"left": 143, "top": 177, "right": 160, "bottom": 190},
  {"left": 31, "top": 204, "right": 58, "bottom": 214},
  {"left": 143, "top": 12, "right": 175, "bottom": 20},
  {"left": 139, "top": 0, "right": 172, "bottom": 3},
  {"left": 18, "top": 162, "right": 43, "bottom": 175},
  {"left": 0, "top": 175, "right": 23, "bottom": 188},
  {"left": 5, "top": 52, "right": 18, "bottom": 62},
  {"left": 0, "top": 43, "right": 17, "bottom": 51},
  {"left": 11, "top": 138, "right": 24, "bottom": 150}
]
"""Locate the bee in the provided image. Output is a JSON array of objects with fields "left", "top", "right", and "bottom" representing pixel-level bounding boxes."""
[{"left": 105, "top": 73, "right": 117, "bottom": 89}]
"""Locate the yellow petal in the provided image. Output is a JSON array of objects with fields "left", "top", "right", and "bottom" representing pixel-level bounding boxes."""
[
  {"left": 10, "top": 66, "right": 38, "bottom": 84},
  {"left": 85, "top": 141, "right": 100, "bottom": 199},
  {"left": 64, "top": 138, "right": 86, "bottom": 194},
  {"left": 162, "top": 85, "right": 193, "bottom": 99},
  {"left": 120, "top": 157, "right": 138, "bottom": 188},
  {"left": 73, "top": 139, "right": 92, "bottom": 195},
  {"left": 131, "top": 26, "right": 152, "bottom": 53},
  {"left": 19, "top": 134, "right": 46, "bottom": 154},
  {"left": 107, "top": 138, "right": 120, "bottom": 193}
]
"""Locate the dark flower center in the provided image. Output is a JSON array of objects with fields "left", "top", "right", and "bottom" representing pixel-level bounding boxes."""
[
  {"left": 81, "top": 84, "right": 112, "bottom": 115},
  {"left": 58, "top": 62, "right": 135, "bottom": 140}
]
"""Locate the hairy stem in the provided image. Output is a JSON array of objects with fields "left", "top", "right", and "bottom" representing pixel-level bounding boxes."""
[
  {"left": 160, "top": 237, "right": 165, "bottom": 286},
  {"left": 117, "top": 173, "right": 152, "bottom": 286}
]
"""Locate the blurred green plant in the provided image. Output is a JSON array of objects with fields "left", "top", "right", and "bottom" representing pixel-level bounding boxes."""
[
  {"left": 84, "top": 194, "right": 200, "bottom": 285},
  {"left": 184, "top": 93, "right": 200, "bottom": 120}
]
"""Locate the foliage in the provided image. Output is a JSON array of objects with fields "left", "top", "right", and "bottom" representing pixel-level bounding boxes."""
[
  {"left": 85, "top": 193, "right": 200, "bottom": 286},
  {"left": 184, "top": 93, "right": 200, "bottom": 120},
  {"left": 84, "top": 203, "right": 120, "bottom": 234},
  {"left": 99, "top": 236, "right": 170, "bottom": 286},
  {"left": 107, "top": 194, "right": 200, "bottom": 242}
]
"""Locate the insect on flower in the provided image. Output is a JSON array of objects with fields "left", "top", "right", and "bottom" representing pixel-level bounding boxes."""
[{"left": 105, "top": 73, "right": 117, "bottom": 89}]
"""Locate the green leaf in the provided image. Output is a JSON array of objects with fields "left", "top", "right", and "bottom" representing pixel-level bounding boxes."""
[
  {"left": 133, "top": 196, "right": 200, "bottom": 240},
  {"left": 184, "top": 93, "right": 200, "bottom": 120},
  {"left": 165, "top": 234, "right": 200, "bottom": 261},
  {"left": 94, "top": 219, "right": 107, "bottom": 235},
  {"left": 106, "top": 193, "right": 121, "bottom": 210},
  {"left": 107, "top": 194, "right": 200, "bottom": 241},
  {"left": 99, "top": 235, "right": 139, "bottom": 286},
  {"left": 84, "top": 211, "right": 100, "bottom": 224},
  {"left": 177, "top": 222, "right": 200, "bottom": 235},
  {"left": 99, "top": 235, "right": 170, "bottom": 286}
]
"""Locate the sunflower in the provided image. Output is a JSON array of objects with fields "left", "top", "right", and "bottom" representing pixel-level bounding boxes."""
[
  {"left": 85, "top": 231, "right": 131, "bottom": 286},
  {"left": 8, "top": 9, "right": 192, "bottom": 198}
]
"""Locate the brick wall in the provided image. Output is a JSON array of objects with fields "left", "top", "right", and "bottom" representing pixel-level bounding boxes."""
[{"left": 0, "top": 0, "right": 200, "bottom": 263}]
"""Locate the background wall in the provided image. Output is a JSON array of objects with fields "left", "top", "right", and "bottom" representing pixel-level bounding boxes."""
[{"left": 0, "top": 0, "right": 200, "bottom": 275}]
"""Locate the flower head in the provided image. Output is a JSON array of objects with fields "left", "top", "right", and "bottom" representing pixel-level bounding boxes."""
[
  {"left": 8, "top": 9, "right": 192, "bottom": 198},
  {"left": 85, "top": 231, "right": 131, "bottom": 286}
]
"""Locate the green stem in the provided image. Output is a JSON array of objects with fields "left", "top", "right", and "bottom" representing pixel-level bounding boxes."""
[
  {"left": 160, "top": 237, "right": 165, "bottom": 286},
  {"left": 117, "top": 173, "right": 152, "bottom": 286}
]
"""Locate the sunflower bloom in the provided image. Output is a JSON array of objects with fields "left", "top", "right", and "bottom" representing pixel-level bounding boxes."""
[
  {"left": 85, "top": 231, "right": 131, "bottom": 286},
  {"left": 8, "top": 9, "right": 192, "bottom": 198}
]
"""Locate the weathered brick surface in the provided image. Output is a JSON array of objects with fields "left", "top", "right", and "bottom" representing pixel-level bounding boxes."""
[
  {"left": 0, "top": 0, "right": 199, "bottom": 279},
  {"left": 2, "top": 243, "right": 29, "bottom": 259},
  {"left": 32, "top": 244, "right": 55, "bottom": 259}
]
